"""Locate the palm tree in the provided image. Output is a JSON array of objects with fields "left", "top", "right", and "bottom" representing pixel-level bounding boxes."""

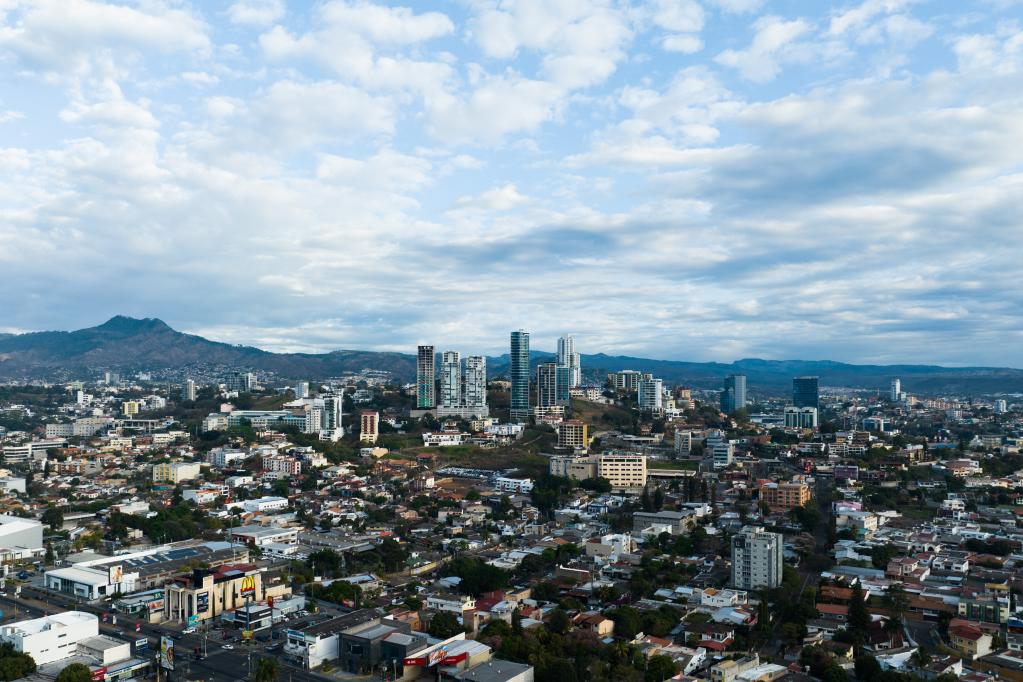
[{"left": 253, "top": 656, "right": 280, "bottom": 682}]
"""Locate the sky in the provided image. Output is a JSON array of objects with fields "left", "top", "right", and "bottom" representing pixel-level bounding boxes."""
[{"left": 1, "top": 0, "right": 1022, "bottom": 366}]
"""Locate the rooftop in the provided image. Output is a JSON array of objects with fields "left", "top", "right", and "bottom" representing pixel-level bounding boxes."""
[{"left": 1, "top": 611, "right": 96, "bottom": 636}]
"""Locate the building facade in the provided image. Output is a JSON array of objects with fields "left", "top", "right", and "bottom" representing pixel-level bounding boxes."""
[
  {"left": 792, "top": 376, "right": 820, "bottom": 411},
  {"left": 731, "top": 526, "right": 783, "bottom": 590},
  {"left": 510, "top": 331, "right": 530, "bottom": 419},
  {"left": 359, "top": 411, "right": 379, "bottom": 444},
  {"left": 720, "top": 374, "right": 747, "bottom": 414},
  {"left": 417, "top": 345, "right": 436, "bottom": 409}
]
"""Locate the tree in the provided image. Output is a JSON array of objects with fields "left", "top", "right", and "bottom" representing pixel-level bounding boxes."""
[
  {"left": 41, "top": 505, "right": 63, "bottom": 531},
  {"left": 883, "top": 584, "right": 909, "bottom": 625},
  {"left": 847, "top": 585, "right": 871, "bottom": 638},
  {"left": 429, "top": 611, "right": 463, "bottom": 638},
  {"left": 645, "top": 655, "right": 679, "bottom": 682},
  {"left": 45, "top": 543, "right": 54, "bottom": 565},
  {"left": 548, "top": 608, "right": 570, "bottom": 634},
  {"left": 253, "top": 657, "right": 280, "bottom": 682},
  {"left": 854, "top": 654, "right": 881, "bottom": 681},
  {"left": 55, "top": 664, "right": 92, "bottom": 682}
]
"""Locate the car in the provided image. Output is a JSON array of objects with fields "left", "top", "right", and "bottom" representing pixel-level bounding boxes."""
[
  {"left": 222, "top": 644, "right": 234, "bottom": 650},
  {"left": 183, "top": 628, "right": 196, "bottom": 635},
  {"left": 15, "top": 572, "right": 28, "bottom": 580}
]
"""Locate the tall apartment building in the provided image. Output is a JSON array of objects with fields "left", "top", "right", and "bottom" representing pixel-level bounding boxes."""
[
  {"left": 731, "top": 526, "right": 784, "bottom": 590},
  {"left": 792, "top": 376, "right": 819, "bottom": 411},
  {"left": 359, "top": 411, "right": 379, "bottom": 444},
  {"left": 183, "top": 379, "right": 197, "bottom": 402},
  {"left": 674, "top": 429, "right": 693, "bottom": 455},
  {"left": 890, "top": 378, "right": 901, "bottom": 402},
  {"left": 638, "top": 377, "right": 663, "bottom": 412},
  {"left": 440, "top": 351, "right": 461, "bottom": 409},
  {"left": 558, "top": 420, "right": 588, "bottom": 450},
  {"left": 536, "top": 363, "right": 570, "bottom": 408},
  {"left": 416, "top": 345, "right": 435, "bottom": 409},
  {"left": 295, "top": 381, "right": 310, "bottom": 399},
  {"left": 322, "top": 393, "right": 343, "bottom": 431},
  {"left": 608, "top": 370, "right": 646, "bottom": 392},
  {"left": 557, "top": 335, "right": 582, "bottom": 388},
  {"left": 463, "top": 356, "right": 487, "bottom": 413},
  {"left": 759, "top": 481, "right": 811, "bottom": 512},
  {"left": 225, "top": 372, "right": 255, "bottom": 393},
  {"left": 510, "top": 330, "right": 530, "bottom": 419},
  {"left": 707, "top": 431, "right": 734, "bottom": 469},
  {"left": 720, "top": 374, "right": 747, "bottom": 413}
]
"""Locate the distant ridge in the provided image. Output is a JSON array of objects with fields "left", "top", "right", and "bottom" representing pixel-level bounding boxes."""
[{"left": 1, "top": 316, "right": 1021, "bottom": 394}]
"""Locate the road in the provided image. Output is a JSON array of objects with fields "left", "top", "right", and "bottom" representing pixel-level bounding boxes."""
[{"left": 0, "top": 584, "right": 342, "bottom": 682}]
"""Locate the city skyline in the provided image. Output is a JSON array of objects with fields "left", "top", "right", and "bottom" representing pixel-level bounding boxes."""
[{"left": 1, "top": 2, "right": 1021, "bottom": 366}]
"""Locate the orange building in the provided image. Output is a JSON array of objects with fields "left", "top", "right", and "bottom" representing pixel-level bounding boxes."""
[{"left": 760, "top": 481, "right": 812, "bottom": 512}]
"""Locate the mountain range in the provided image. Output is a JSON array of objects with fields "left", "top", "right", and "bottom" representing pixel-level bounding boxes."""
[{"left": 1, "top": 316, "right": 1021, "bottom": 394}]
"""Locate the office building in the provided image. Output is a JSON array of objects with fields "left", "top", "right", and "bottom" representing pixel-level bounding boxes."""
[
  {"left": 707, "top": 431, "right": 734, "bottom": 469},
  {"left": 417, "top": 345, "right": 436, "bottom": 409},
  {"left": 0, "top": 515, "right": 43, "bottom": 559},
  {"left": 557, "top": 335, "right": 582, "bottom": 388},
  {"left": 550, "top": 453, "right": 647, "bottom": 491},
  {"left": 152, "top": 461, "right": 201, "bottom": 484},
  {"left": 890, "top": 378, "right": 901, "bottom": 402},
  {"left": 536, "top": 363, "right": 569, "bottom": 408},
  {"left": 440, "top": 351, "right": 461, "bottom": 409},
  {"left": 784, "top": 406, "right": 818, "bottom": 429},
  {"left": 638, "top": 377, "right": 663, "bottom": 412},
  {"left": 225, "top": 372, "right": 255, "bottom": 393},
  {"left": 183, "top": 379, "right": 197, "bottom": 402},
  {"left": 360, "top": 411, "right": 379, "bottom": 444},
  {"left": 295, "top": 381, "right": 310, "bottom": 399},
  {"left": 994, "top": 399, "right": 1008, "bottom": 414},
  {"left": 720, "top": 374, "right": 747, "bottom": 414},
  {"left": 731, "top": 526, "right": 783, "bottom": 590},
  {"left": 792, "top": 376, "right": 819, "bottom": 411},
  {"left": 322, "top": 393, "right": 343, "bottom": 432},
  {"left": 510, "top": 331, "right": 530, "bottom": 419},
  {"left": 674, "top": 429, "right": 693, "bottom": 455},
  {"left": 464, "top": 356, "right": 488, "bottom": 414},
  {"left": 0, "top": 612, "right": 106, "bottom": 666},
  {"left": 558, "top": 420, "right": 588, "bottom": 450}
]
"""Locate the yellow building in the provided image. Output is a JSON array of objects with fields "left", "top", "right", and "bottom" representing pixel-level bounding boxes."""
[
  {"left": 759, "top": 482, "right": 812, "bottom": 512},
  {"left": 152, "top": 461, "right": 202, "bottom": 484},
  {"left": 122, "top": 401, "right": 141, "bottom": 417},
  {"left": 164, "top": 564, "right": 288, "bottom": 624},
  {"left": 360, "top": 411, "right": 379, "bottom": 444},
  {"left": 558, "top": 420, "right": 589, "bottom": 450}
]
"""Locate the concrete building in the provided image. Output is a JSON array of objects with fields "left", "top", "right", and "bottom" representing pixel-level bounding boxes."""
[
  {"left": 637, "top": 377, "right": 663, "bottom": 412},
  {"left": 890, "top": 378, "right": 901, "bottom": 402},
  {"left": 549, "top": 453, "right": 647, "bottom": 491},
  {"left": 557, "top": 335, "right": 581, "bottom": 388},
  {"left": 417, "top": 345, "right": 436, "bottom": 409},
  {"left": 674, "top": 429, "right": 693, "bottom": 455},
  {"left": 163, "top": 565, "right": 278, "bottom": 624},
  {"left": 759, "top": 482, "right": 811, "bottom": 512},
  {"left": 464, "top": 355, "right": 488, "bottom": 416},
  {"left": 784, "top": 406, "right": 818, "bottom": 429},
  {"left": 183, "top": 379, "right": 197, "bottom": 402},
  {"left": 230, "top": 525, "right": 299, "bottom": 546},
  {"left": 360, "top": 411, "right": 379, "bottom": 444},
  {"left": 607, "top": 370, "right": 646, "bottom": 392},
  {"left": 731, "top": 527, "right": 783, "bottom": 590},
  {"left": 0, "top": 611, "right": 104, "bottom": 666},
  {"left": 557, "top": 420, "right": 588, "bottom": 450},
  {"left": 536, "top": 363, "right": 569, "bottom": 408},
  {"left": 440, "top": 351, "right": 462, "bottom": 411},
  {"left": 152, "top": 461, "right": 201, "bottom": 484}
]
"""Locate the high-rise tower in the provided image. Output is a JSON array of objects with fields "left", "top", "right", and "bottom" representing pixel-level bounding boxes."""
[
  {"left": 510, "top": 330, "right": 530, "bottom": 419},
  {"left": 416, "top": 345, "right": 435, "bottom": 409}
]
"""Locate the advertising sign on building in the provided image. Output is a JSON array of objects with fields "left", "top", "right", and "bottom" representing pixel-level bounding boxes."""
[
  {"left": 196, "top": 593, "right": 210, "bottom": 613},
  {"left": 240, "top": 576, "right": 256, "bottom": 596},
  {"left": 108, "top": 565, "right": 123, "bottom": 583}
]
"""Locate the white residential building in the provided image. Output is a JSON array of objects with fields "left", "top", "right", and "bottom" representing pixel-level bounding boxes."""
[
  {"left": 731, "top": 526, "right": 783, "bottom": 590},
  {"left": 0, "top": 611, "right": 104, "bottom": 665}
]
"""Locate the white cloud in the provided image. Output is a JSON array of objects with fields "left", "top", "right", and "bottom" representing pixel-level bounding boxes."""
[
  {"left": 227, "top": 0, "right": 285, "bottom": 27},
  {"left": 456, "top": 183, "right": 530, "bottom": 211},
  {"left": 250, "top": 80, "right": 396, "bottom": 148},
  {"left": 715, "top": 15, "right": 812, "bottom": 82},
  {"left": 705, "top": 0, "right": 765, "bottom": 12},
  {"left": 953, "top": 25, "right": 1023, "bottom": 74},
  {"left": 0, "top": 0, "right": 209, "bottom": 76}
]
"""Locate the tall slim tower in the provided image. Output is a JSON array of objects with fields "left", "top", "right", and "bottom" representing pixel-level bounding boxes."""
[
  {"left": 464, "top": 356, "right": 488, "bottom": 415},
  {"left": 536, "top": 363, "right": 570, "bottom": 407},
  {"left": 440, "top": 351, "right": 461, "bottom": 409},
  {"left": 720, "top": 374, "right": 747, "bottom": 413},
  {"left": 416, "top": 345, "right": 435, "bottom": 409},
  {"left": 557, "top": 335, "right": 582, "bottom": 387},
  {"left": 890, "top": 378, "right": 901, "bottom": 402},
  {"left": 510, "top": 330, "right": 530, "bottom": 419}
]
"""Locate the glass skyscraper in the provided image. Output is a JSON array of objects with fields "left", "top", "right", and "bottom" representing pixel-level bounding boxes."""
[
  {"left": 792, "top": 376, "right": 819, "bottom": 411},
  {"left": 416, "top": 345, "right": 435, "bottom": 408},
  {"left": 510, "top": 330, "right": 530, "bottom": 419},
  {"left": 720, "top": 374, "right": 747, "bottom": 413}
]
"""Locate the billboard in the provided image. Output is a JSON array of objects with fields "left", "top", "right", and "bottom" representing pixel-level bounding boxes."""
[
  {"left": 91, "top": 667, "right": 106, "bottom": 681},
  {"left": 239, "top": 576, "right": 256, "bottom": 596},
  {"left": 135, "top": 638, "right": 149, "bottom": 651},
  {"left": 187, "top": 615, "right": 200, "bottom": 628},
  {"left": 148, "top": 599, "right": 164, "bottom": 613},
  {"left": 159, "top": 636, "right": 175, "bottom": 671},
  {"left": 428, "top": 646, "right": 449, "bottom": 667},
  {"left": 108, "top": 565, "right": 123, "bottom": 583},
  {"left": 196, "top": 593, "right": 209, "bottom": 613}
]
